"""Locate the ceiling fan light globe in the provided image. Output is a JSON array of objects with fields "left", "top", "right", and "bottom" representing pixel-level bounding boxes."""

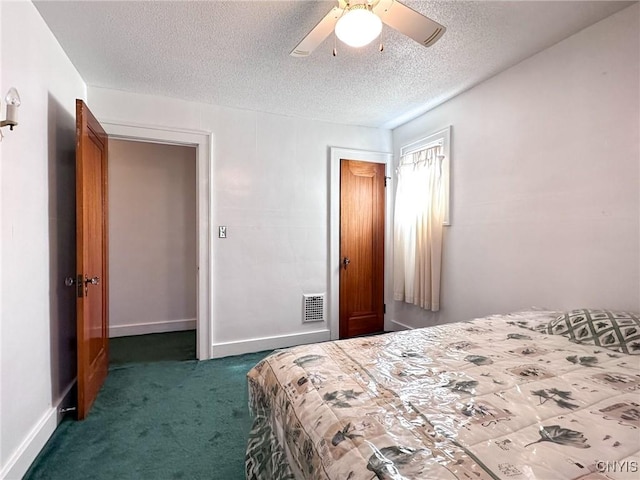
[{"left": 335, "top": 8, "right": 382, "bottom": 48}]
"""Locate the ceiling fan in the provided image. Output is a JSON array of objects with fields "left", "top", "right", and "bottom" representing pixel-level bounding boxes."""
[{"left": 291, "top": 0, "right": 446, "bottom": 57}]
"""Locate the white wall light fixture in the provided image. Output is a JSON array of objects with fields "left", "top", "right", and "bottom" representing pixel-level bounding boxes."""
[
  {"left": 335, "top": 4, "right": 382, "bottom": 48},
  {"left": 1, "top": 87, "right": 21, "bottom": 132}
]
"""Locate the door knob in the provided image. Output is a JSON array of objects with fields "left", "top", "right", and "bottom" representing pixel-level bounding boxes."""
[
  {"left": 84, "top": 275, "right": 100, "bottom": 296},
  {"left": 342, "top": 257, "right": 351, "bottom": 269}
]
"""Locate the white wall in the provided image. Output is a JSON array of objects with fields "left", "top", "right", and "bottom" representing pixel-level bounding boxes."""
[
  {"left": 0, "top": 1, "right": 87, "bottom": 478},
  {"left": 109, "top": 139, "right": 197, "bottom": 337},
  {"left": 391, "top": 4, "right": 640, "bottom": 329},
  {"left": 88, "top": 86, "right": 393, "bottom": 354}
]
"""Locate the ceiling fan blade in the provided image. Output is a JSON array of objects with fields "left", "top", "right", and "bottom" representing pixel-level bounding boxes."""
[
  {"left": 291, "top": 6, "right": 343, "bottom": 57},
  {"left": 374, "top": 0, "right": 446, "bottom": 48}
]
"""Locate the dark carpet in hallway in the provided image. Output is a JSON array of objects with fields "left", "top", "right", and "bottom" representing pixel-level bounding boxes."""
[
  {"left": 110, "top": 330, "right": 197, "bottom": 364},
  {"left": 25, "top": 331, "right": 271, "bottom": 480}
]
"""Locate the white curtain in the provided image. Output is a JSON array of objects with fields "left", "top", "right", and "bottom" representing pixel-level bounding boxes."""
[{"left": 393, "top": 145, "right": 445, "bottom": 311}]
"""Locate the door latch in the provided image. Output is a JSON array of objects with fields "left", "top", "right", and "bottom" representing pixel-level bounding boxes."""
[
  {"left": 73, "top": 275, "right": 100, "bottom": 297},
  {"left": 342, "top": 257, "right": 351, "bottom": 270}
]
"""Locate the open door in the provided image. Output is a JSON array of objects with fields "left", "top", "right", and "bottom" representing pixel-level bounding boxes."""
[
  {"left": 339, "top": 159, "right": 385, "bottom": 338},
  {"left": 75, "top": 99, "right": 109, "bottom": 419}
]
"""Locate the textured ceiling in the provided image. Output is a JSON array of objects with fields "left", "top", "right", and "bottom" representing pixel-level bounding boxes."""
[{"left": 34, "top": 1, "right": 634, "bottom": 128}]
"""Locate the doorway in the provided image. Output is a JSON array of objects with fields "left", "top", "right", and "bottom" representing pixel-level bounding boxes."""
[
  {"left": 108, "top": 139, "right": 197, "bottom": 357},
  {"left": 329, "top": 147, "right": 393, "bottom": 340},
  {"left": 102, "top": 122, "right": 212, "bottom": 361}
]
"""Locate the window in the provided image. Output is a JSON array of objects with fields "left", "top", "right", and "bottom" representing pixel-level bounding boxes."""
[
  {"left": 398, "top": 126, "right": 451, "bottom": 225},
  {"left": 393, "top": 126, "right": 451, "bottom": 311}
]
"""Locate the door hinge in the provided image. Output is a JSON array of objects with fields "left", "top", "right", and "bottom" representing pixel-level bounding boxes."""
[
  {"left": 384, "top": 303, "right": 386, "bottom": 314},
  {"left": 77, "top": 274, "right": 84, "bottom": 298},
  {"left": 384, "top": 176, "right": 390, "bottom": 187}
]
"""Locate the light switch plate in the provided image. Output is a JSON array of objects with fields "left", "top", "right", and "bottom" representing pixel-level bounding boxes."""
[{"left": 218, "top": 226, "right": 227, "bottom": 238}]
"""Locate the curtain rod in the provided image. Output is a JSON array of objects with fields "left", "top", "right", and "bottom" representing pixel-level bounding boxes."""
[
  {"left": 397, "top": 153, "right": 445, "bottom": 173},
  {"left": 400, "top": 139, "right": 443, "bottom": 157}
]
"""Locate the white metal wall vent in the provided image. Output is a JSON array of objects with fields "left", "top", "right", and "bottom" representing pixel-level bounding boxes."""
[{"left": 303, "top": 294, "right": 325, "bottom": 323}]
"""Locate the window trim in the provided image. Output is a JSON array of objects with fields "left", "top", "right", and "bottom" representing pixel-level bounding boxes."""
[{"left": 399, "top": 125, "right": 451, "bottom": 226}]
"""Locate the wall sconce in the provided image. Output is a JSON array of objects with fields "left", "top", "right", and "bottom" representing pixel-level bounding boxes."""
[{"left": 1, "top": 87, "right": 21, "bottom": 131}]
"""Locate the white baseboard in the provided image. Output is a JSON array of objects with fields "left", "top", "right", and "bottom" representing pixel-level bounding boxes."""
[
  {"left": 109, "top": 318, "right": 196, "bottom": 338},
  {"left": 1, "top": 381, "right": 75, "bottom": 480},
  {"left": 390, "top": 319, "right": 415, "bottom": 330},
  {"left": 210, "top": 329, "right": 331, "bottom": 358}
]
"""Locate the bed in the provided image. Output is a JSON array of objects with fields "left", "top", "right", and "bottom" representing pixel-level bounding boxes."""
[{"left": 245, "top": 309, "right": 640, "bottom": 479}]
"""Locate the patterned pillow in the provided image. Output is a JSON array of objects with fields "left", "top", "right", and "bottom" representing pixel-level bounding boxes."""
[{"left": 547, "top": 309, "right": 640, "bottom": 355}]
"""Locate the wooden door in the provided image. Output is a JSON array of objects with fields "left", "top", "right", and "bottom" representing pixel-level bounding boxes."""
[
  {"left": 76, "top": 99, "right": 109, "bottom": 419},
  {"left": 339, "top": 159, "right": 385, "bottom": 338}
]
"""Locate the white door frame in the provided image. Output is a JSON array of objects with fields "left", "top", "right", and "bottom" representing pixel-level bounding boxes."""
[
  {"left": 328, "top": 147, "right": 393, "bottom": 340},
  {"left": 101, "top": 120, "right": 213, "bottom": 360}
]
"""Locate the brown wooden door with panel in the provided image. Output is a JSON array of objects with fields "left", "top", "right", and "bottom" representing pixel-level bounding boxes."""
[
  {"left": 339, "top": 159, "right": 385, "bottom": 339},
  {"left": 75, "top": 99, "right": 109, "bottom": 419}
]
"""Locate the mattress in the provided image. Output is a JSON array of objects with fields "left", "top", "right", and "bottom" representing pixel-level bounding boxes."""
[{"left": 246, "top": 310, "right": 640, "bottom": 479}]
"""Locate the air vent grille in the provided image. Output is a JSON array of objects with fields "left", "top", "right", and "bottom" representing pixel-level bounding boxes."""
[{"left": 303, "top": 294, "right": 325, "bottom": 323}]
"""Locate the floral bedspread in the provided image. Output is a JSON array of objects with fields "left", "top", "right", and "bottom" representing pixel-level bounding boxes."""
[{"left": 245, "top": 311, "right": 640, "bottom": 479}]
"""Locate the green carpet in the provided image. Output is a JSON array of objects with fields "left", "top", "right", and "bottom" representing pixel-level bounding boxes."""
[
  {"left": 110, "top": 330, "right": 197, "bottom": 364},
  {"left": 25, "top": 332, "right": 271, "bottom": 480}
]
